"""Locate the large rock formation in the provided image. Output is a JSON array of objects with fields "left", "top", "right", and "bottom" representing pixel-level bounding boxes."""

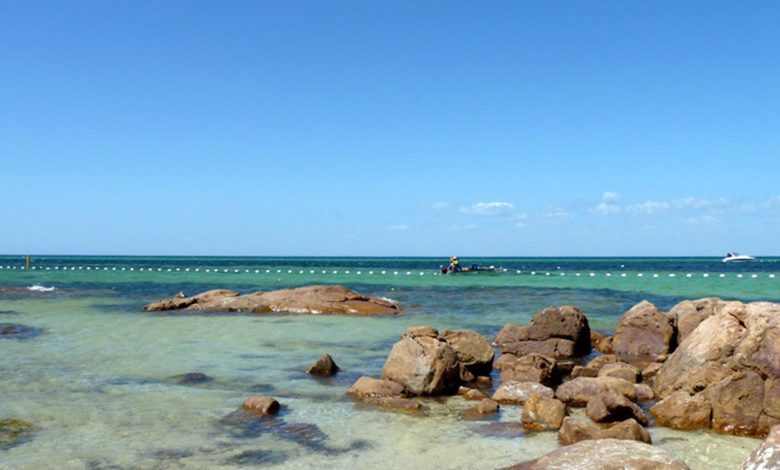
[
  {"left": 494, "top": 306, "right": 591, "bottom": 359},
  {"left": 496, "top": 353, "right": 558, "bottom": 386},
  {"left": 668, "top": 297, "right": 727, "bottom": 344},
  {"left": 144, "top": 285, "right": 401, "bottom": 315},
  {"left": 611, "top": 300, "right": 676, "bottom": 359},
  {"left": 440, "top": 329, "right": 494, "bottom": 376},
  {"left": 508, "top": 438, "right": 688, "bottom": 469},
  {"left": 555, "top": 377, "right": 637, "bottom": 406},
  {"left": 381, "top": 335, "right": 460, "bottom": 395},
  {"left": 652, "top": 300, "right": 780, "bottom": 436},
  {"left": 557, "top": 417, "right": 652, "bottom": 446}
]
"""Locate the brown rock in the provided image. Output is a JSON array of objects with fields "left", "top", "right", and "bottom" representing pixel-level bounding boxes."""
[
  {"left": 492, "top": 381, "right": 554, "bottom": 404},
  {"left": 526, "top": 306, "right": 591, "bottom": 355},
  {"left": 707, "top": 371, "right": 765, "bottom": 436},
  {"left": 347, "top": 376, "right": 406, "bottom": 399},
  {"left": 594, "top": 335, "right": 614, "bottom": 354},
  {"left": 598, "top": 362, "right": 640, "bottom": 383},
  {"left": 668, "top": 297, "right": 726, "bottom": 344},
  {"left": 458, "top": 386, "right": 487, "bottom": 401},
  {"left": 145, "top": 285, "right": 401, "bottom": 315},
  {"left": 764, "top": 377, "right": 780, "bottom": 421},
  {"left": 571, "top": 365, "right": 599, "bottom": 378},
  {"left": 558, "top": 416, "right": 651, "bottom": 445},
  {"left": 642, "top": 362, "right": 664, "bottom": 382},
  {"left": 510, "top": 438, "right": 690, "bottom": 469},
  {"left": 477, "top": 398, "right": 500, "bottom": 415},
  {"left": 305, "top": 354, "right": 340, "bottom": 377},
  {"left": 498, "top": 353, "right": 558, "bottom": 386},
  {"left": 500, "top": 338, "right": 576, "bottom": 359},
  {"left": 611, "top": 300, "right": 676, "bottom": 358},
  {"left": 494, "top": 353, "right": 521, "bottom": 371},
  {"left": 555, "top": 377, "right": 637, "bottom": 406},
  {"left": 741, "top": 424, "right": 780, "bottom": 470},
  {"left": 441, "top": 329, "right": 494, "bottom": 375},
  {"left": 590, "top": 330, "right": 608, "bottom": 348},
  {"left": 634, "top": 383, "right": 655, "bottom": 402},
  {"left": 601, "top": 419, "right": 652, "bottom": 444},
  {"left": 493, "top": 324, "right": 529, "bottom": 348},
  {"left": 402, "top": 326, "right": 439, "bottom": 338},
  {"left": 242, "top": 396, "right": 280, "bottom": 415},
  {"left": 586, "top": 390, "right": 649, "bottom": 425},
  {"left": 585, "top": 354, "right": 620, "bottom": 370},
  {"left": 557, "top": 416, "right": 600, "bottom": 445},
  {"left": 476, "top": 375, "right": 492, "bottom": 386},
  {"left": 521, "top": 394, "right": 568, "bottom": 431},
  {"left": 650, "top": 391, "right": 711, "bottom": 430},
  {"left": 381, "top": 336, "right": 459, "bottom": 396}
]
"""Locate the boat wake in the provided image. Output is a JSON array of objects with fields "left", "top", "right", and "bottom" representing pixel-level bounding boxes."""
[{"left": 27, "top": 284, "right": 56, "bottom": 292}]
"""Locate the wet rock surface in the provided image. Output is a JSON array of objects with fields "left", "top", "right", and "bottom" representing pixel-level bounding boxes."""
[
  {"left": 306, "top": 354, "right": 340, "bottom": 377},
  {"left": 0, "top": 418, "right": 36, "bottom": 450},
  {"left": 167, "top": 372, "right": 214, "bottom": 385},
  {"left": 611, "top": 300, "right": 676, "bottom": 359},
  {"left": 741, "top": 424, "right": 780, "bottom": 470},
  {"left": 509, "top": 438, "right": 688, "bottom": 469},
  {"left": 521, "top": 394, "right": 568, "bottom": 431}
]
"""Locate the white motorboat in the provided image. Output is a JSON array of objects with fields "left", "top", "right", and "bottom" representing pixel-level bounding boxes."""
[{"left": 722, "top": 252, "right": 756, "bottom": 263}]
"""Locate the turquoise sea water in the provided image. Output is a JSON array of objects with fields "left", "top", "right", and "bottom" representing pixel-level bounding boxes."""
[{"left": 1, "top": 256, "right": 776, "bottom": 469}]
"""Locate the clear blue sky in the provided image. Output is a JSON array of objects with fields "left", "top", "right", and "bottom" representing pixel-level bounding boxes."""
[{"left": 2, "top": 1, "right": 779, "bottom": 256}]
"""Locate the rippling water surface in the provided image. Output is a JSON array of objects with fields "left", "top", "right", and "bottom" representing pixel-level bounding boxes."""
[{"left": 1, "top": 256, "right": 775, "bottom": 469}]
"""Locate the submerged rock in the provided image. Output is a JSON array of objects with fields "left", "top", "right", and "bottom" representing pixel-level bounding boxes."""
[
  {"left": 144, "top": 285, "right": 401, "bottom": 316},
  {"left": 167, "top": 372, "right": 213, "bottom": 385},
  {"left": 306, "top": 354, "right": 340, "bottom": 377},
  {"left": 243, "top": 396, "right": 281, "bottom": 416},
  {"left": 0, "top": 418, "right": 36, "bottom": 450},
  {"left": 0, "top": 323, "right": 44, "bottom": 340},
  {"left": 511, "top": 438, "right": 685, "bottom": 469},
  {"left": 557, "top": 417, "right": 651, "bottom": 446}
]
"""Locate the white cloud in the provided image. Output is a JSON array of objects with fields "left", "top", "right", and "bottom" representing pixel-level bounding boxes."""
[
  {"left": 593, "top": 202, "right": 622, "bottom": 215},
  {"left": 629, "top": 201, "right": 671, "bottom": 215},
  {"left": 460, "top": 202, "right": 515, "bottom": 216},
  {"left": 431, "top": 202, "right": 451, "bottom": 211},
  {"left": 385, "top": 224, "right": 410, "bottom": 231},
  {"left": 602, "top": 191, "right": 621, "bottom": 203}
]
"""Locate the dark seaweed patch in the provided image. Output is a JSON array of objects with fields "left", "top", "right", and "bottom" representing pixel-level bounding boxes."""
[
  {"left": 167, "top": 372, "right": 214, "bottom": 385},
  {"left": 0, "top": 323, "right": 44, "bottom": 340},
  {"left": 0, "top": 418, "right": 36, "bottom": 451}
]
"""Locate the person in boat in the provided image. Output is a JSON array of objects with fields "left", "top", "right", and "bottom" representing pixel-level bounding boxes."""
[{"left": 449, "top": 256, "right": 462, "bottom": 273}]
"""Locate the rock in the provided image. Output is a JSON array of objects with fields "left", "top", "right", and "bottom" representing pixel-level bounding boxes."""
[
  {"left": 458, "top": 386, "right": 487, "bottom": 401},
  {"left": 476, "top": 375, "right": 492, "bottom": 385},
  {"left": 477, "top": 398, "right": 500, "bottom": 414},
  {"left": 347, "top": 376, "right": 406, "bottom": 399},
  {"left": 598, "top": 362, "right": 640, "bottom": 383},
  {"left": 305, "top": 354, "right": 340, "bottom": 377},
  {"left": 555, "top": 377, "right": 637, "bottom": 406},
  {"left": 650, "top": 391, "right": 712, "bottom": 430},
  {"left": 440, "top": 329, "right": 494, "bottom": 375},
  {"left": 585, "top": 354, "right": 620, "bottom": 370},
  {"left": 0, "top": 418, "right": 36, "bottom": 450},
  {"left": 586, "top": 390, "right": 649, "bottom": 425},
  {"left": 641, "top": 362, "right": 664, "bottom": 382},
  {"left": 493, "top": 324, "right": 529, "bottom": 348},
  {"left": 668, "top": 297, "right": 726, "bottom": 344},
  {"left": 571, "top": 365, "right": 599, "bottom": 378},
  {"left": 492, "top": 381, "right": 554, "bottom": 404},
  {"left": 653, "top": 300, "right": 780, "bottom": 437},
  {"left": 243, "top": 396, "right": 280, "bottom": 415},
  {"left": 526, "top": 306, "right": 591, "bottom": 356},
  {"left": 381, "top": 336, "right": 459, "bottom": 395},
  {"left": 500, "top": 338, "right": 576, "bottom": 359},
  {"left": 594, "top": 335, "right": 614, "bottom": 354},
  {"left": 590, "top": 330, "right": 608, "bottom": 348},
  {"left": 0, "top": 323, "right": 44, "bottom": 340},
  {"left": 402, "top": 326, "right": 439, "bottom": 339},
  {"left": 741, "top": 424, "right": 780, "bottom": 470},
  {"left": 707, "top": 370, "right": 765, "bottom": 436},
  {"left": 168, "top": 372, "right": 213, "bottom": 385},
  {"left": 558, "top": 416, "right": 601, "bottom": 445},
  {"left": 498, "top": 353, "right": 558, "bottom": 386},
  {"left": 144, "top": 285, "right": 401, "bottom": 316},
  {"left": 634, "top": 383, "right": 655, "bottom": 402},
  {"left": 509, "top": 438, "right": 689, "bottom": 469},
  {"left": 461, "top": 399, "right": 500, "bottom": 419},
  {"left": 611, "top": 300, "right": 676, "bottom": 358},
  {"left": 601, "top": 419, "right": 652, "bottom": 444},
  {"left": 521, "top": 394, "right": 568, "bottom": 431}
]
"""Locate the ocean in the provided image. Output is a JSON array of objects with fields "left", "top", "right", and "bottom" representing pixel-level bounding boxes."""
[{"left": 1, "top": 256, "right": 776, "bottom": 469}]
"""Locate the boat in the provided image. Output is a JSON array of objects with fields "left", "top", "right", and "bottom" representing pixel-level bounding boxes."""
[
  {"left": 722, "top": 252, "right": 756, "bottom": 263},
  {"left": 440, "top": 264, "right": 499, "bottom": 274}
]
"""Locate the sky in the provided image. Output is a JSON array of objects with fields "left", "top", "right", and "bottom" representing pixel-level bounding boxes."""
[{"left": 1, "top": 1, "right": 779, "bottom": 256}]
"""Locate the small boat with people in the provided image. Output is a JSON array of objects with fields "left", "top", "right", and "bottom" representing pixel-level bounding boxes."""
[
  {"left": 722, "top": 252, "right": 756, "bottom": 263},
  {"left": 440, "top": 256, "right": 500, "bottom": 274}
]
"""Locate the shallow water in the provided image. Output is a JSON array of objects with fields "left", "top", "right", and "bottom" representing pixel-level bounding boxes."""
[{"left": 1, "top": 256, "right": 775, "bottom": 469}]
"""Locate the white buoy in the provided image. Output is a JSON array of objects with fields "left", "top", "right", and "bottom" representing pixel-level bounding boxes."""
[
  {"left": 669, "top": 273, "right": 675, "bottom": 277},
  {"left": 653, "top": 274, "right": 659, "bottom": 278},
  {"left": 531, "top": 271, "right": 536, "bottom": 275},
  {"left": 719, "top": 274, "right": 726, "bottom": 278},
  {"left": 393, "top": 271, "right": 398, "bottom": 275},
  {"left": 637, "top": 273, "right": 644, "bottom": 277},
  {"left": 620, "top": 273, "right": 626, "bottom": 277},
  {"left": 770, "top": 274, "right": 776, "bottom": 278},
  {"left": 751, "top": 274, "right": 758, "bottom": 278},
  {"left": 589, "top": 273, "right": 595, "bottom": 277},
  {"left": 560, "top": 272, "right": 565, "bottom": 276},
  {"left": 703, "top": 273, "right": 709, "bottom": 277},
  {"left": 686, "top": 273, "right": 692, "bottom": 278},
  {"left": 287, "top": 270, "right": 292, "bottom": 274},
  {"left": 606, "top": 273, "right": 612, "bottom": 277},
  {"left": 575, "top": 273, "right": 581, "bottom": 277},
  {"left": 382, "top": 271, "right": 387, "bottom": 275},
  {"left": 357, "top": 271, "right": 362, "bottom": 275},
  {"left": 737, "top": 274, "right": 743, "bottom": 278},
  {"left": 345, "top": 270, "right": 350, "bottom": 274},
  {"left": 369, "top": 271, "right": 374, "bottom": 275},
  {"left": 545, "top": 272, "right": 550, "bottom": 276}
]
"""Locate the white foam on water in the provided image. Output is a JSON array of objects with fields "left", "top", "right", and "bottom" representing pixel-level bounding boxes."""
[{"left": 28, "top": 284, "right": 56, "bottom": 292}]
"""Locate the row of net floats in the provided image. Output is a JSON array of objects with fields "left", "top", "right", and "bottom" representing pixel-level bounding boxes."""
[{"left": 0, "top": 265, "right": 776, "bottom": 279}]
